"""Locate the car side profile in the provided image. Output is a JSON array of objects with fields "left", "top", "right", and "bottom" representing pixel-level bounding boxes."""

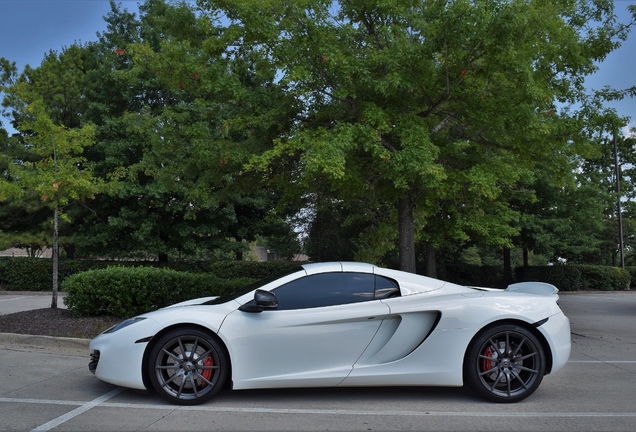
[{"left": 89, "top": 262, "right": 571, "bottom": 405}]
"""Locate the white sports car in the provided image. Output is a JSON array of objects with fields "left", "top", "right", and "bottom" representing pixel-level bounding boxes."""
[{"left": 89, "top": 262, "right": 570, "bottom": 405}]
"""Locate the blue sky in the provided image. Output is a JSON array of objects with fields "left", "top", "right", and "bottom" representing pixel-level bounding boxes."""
[{"left": 1, "top": 0, "right": 636, "bottom": 132}]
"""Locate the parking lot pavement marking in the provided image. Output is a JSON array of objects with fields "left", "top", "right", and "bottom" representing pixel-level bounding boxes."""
[
  {"left": 0, "top": 398, "right": 83, "bottom": 406},
  {"left": 185, "top": 407, "right": 636, "bottom": 417},
  {"left": 0, "top": 297, "right": 29, "bottom": 302},
  {"left": 568, "top": 361, "right": 636, "bottom": 363},
  {"left": 29, "top": 388, "right": 124, "bottom": 432},
  {"left": 2, "top": 397, "right": 635, "bottom": 419}
]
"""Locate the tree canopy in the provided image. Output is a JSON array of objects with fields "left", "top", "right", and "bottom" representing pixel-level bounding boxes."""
[{"left": 1, "top": 0, "right": 636, "bottom": 273}]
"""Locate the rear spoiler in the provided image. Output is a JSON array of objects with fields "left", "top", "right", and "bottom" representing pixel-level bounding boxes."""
[{"left": 506, "top": 282, "right": 558, "bottom": 296}]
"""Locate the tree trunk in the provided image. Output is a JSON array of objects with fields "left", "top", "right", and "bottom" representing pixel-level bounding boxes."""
[
  {"left": 158, "top": 252, "right": 169, "bottom": 263},
  {"left": 398, "top": 194, "right": 416, "bottom": 273},
  {"left": 426, "top": 242, "right": 437, "bottom": 278},
  {"left": 63, "top": 244, "right": 76, "bottom": 259},
  {"left": 523, "top": 248, "right": 529, "bottom": 268},
  {"left": 503, "top": 247, "right": 513, "bottom": 286},
  {"left": 51, "top": 206, "right": 58, "bottom": 309}
]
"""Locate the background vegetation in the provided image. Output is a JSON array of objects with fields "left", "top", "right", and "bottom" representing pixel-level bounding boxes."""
[{"left": 2, "top": 0, "right": 636, "bottom": 297}]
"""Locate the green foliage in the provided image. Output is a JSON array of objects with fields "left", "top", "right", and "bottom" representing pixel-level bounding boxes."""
[
  {"left": 2, "top": 0, "right": 636, "bottom": 274},
  {"left": 303, "top": 201, "right": 378, "bottom": 263},
  {"left": 625, "top": 267, "right": 636, "bottom": 289},
  {"left": 2, "top": 0, "right": 296, "bottom": 263},
  {"left": 62, "top": 266, "right": 256, "bottom": 317},
  {"left": 198, "top": 0, "right": 634, "bottom": 271},
  {"left": 0, "top": 258, "right": 55, "bottom": 290},
  {"left": 515, "top": 266, "right": 582, "bottom": 291},
  {"left": 0, "top": 257, "right": 124, "bottom": 290},
  {"left": 208, "top": 260, "right": 305, "bottom": 280},
  {"left": 576, "top": 265, "right": 631, "bottom": 291},
  {"left": 0, "top": 257, "right": 303, "bottom": 291},
  {"left": 515, "top": 265, "right": 630, "bottom": 291},
  {"left": 438, "top": 264, "right": 504, "bottom": 289}
]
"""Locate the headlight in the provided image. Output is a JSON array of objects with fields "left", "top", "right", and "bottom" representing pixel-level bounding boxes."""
[{"left": 102, "top": 317, "right": 147, "bottom": 334}]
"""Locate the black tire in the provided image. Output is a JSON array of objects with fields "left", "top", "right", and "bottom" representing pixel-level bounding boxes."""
[
  {"left": 148, "top": 328, "right": 228, "bottom": 405},
  {"left": 464, "top": 324, "right": 546, "bottom": 403}
]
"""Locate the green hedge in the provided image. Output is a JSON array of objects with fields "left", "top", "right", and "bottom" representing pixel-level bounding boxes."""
[
  {"left": 515, "top": 265, "right": 630, "bottom": 291},
  {"left": 514, "top": 266, "right": 582, "bottom": 291},
  {"left": 438, "top": 264, "right": 503, "bottom": 288},
  {"left": 62, "top": 266, "right": 256, "bottom": 317},
  {"left": 0, "top": 257, "right": 136, "bottom": 291},
  {"left": 0, "top": 258, "right": 56, "bottom": 291},
  {"left": 625, "top": 267, "right": 636, "bottom": 289},
  {"left": 0, "top": 257, "right": 305, "bottom": 291},
  {"left": 208, "top": 260, "right": 305, "bottom": 280}
]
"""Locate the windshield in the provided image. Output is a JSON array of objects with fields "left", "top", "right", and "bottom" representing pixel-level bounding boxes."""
[{"left": 202, "top": 266, "right": 305, "bottom": 305}]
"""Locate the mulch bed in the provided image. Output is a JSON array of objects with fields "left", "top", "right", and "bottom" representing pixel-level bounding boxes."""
[{"left": 0, "top": 308, "right": 123, "bottom": 339}]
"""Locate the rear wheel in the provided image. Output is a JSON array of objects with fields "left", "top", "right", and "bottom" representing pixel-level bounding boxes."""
[
  {"left": 464, "top": 324, "right": 545, "bottom": 403},
  {"left": 148, "top": 328, "right": 228, "bottom": 405}
]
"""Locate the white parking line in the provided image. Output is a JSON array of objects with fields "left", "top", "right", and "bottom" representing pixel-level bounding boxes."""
[
  {"left": 116, "top": 404, "right": 636, "bottom": 417},
  {"left": 0, "top": 398, "right": 81, "bottom": 406},
  {"left": 29, "top": 388, "right": 124, "bottom": 432},
  {"left": 568, "top": 361, "right": 636, "bottom": 363},
  {"left": 1, "top": 395, "right": 635, "bottom": 419},
  {"left": 0, "top": 297, "right": 29, "bottom": 302}
]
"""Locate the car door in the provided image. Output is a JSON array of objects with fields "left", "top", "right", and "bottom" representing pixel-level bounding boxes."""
[{"left": 219, "top": 272, "right": 390, "bottom": 390}]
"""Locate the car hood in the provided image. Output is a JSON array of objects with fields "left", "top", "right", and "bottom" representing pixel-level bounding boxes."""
[
  {"left": 165, "top": 296, "right": 220, "bottom": 308},
  {"left": 137, "top": 298, "right": 238, "bottom": 334}
]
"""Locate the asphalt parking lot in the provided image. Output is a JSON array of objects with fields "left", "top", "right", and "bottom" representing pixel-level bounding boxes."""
[{"left": 1, "top": 291, "right": 635, "bottom": 431}]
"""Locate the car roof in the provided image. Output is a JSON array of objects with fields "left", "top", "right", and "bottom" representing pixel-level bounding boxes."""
[
  {"left": 300, "top": 262, "right": 447, "bottom": 295},
  {"left": 301, "top": 262, "right": 375, "bottom": 274}
]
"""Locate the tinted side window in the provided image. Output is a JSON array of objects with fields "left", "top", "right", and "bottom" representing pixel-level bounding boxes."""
[
  {"left": 273, "top": 272, "right": 375, "bottom": 310},
  {"left": 375, "top": 275, "right": 400, "bottom": 299}
]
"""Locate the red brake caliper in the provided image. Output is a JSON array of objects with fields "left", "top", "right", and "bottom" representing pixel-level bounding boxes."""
[
  {"left": 482, "top": 347, "right": 493, "bottom": 373},
  {"left": 201, "top": 355, "right": 213, "bottom": 387}
]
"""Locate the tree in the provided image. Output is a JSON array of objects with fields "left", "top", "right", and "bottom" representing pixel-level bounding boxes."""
[
  {"left": 89, "top": 0, "right": 298, "bottom": 261},
  {"left": 200, "top": 0, "right": 633, "bottom": 273},
  {"left": 1, "top": 44, "right": 99, "bottom": 258},
  {"left": 2, "top": 0, "right": 298, "bottom": 262},
  {"left": 0, "top": 117, "right": 51, "bottom": 255},
  {"left": 0, "top": 93, "right": 100, "bottom": 308}
]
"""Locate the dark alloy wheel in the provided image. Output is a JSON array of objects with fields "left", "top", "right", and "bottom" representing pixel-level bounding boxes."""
[
  {"left": 148, "top": 328, "right": 228, "bottom": 405},
  {"left": 464, "top": 324, "right": 546, "bottom": 403}
]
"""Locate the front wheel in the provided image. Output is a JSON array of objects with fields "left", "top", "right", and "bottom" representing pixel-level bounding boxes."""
[
  {"left": 148, "top": 328, "right": 228, "bottom": 405},
  {"left": 464, "top": 324, "right": 546, "bottom": 403}
]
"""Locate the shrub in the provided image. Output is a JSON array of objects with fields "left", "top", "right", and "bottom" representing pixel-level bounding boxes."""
[
  {"left": 62, "top": 266, "right": 255, "bottom": 317},
  {"left": 207, "top": 260, "right": 306, "bottom": 280},
  {"left": 438, "top": 264, "right": 503, "bottom": 288},
  {"left": 624, "top": 267, "right": 636, "bottom": 289},
  {"left": 0, "top": 257, "right": 127, "bottom": 291},
  {"left": 515, "top": 265, "right": 630, "bottom": 291},
  {"left": 0, "top": 258, "right": 54, "bottom": 290},
  {"left": 576, "top": 265, "right": 630, "bottom": 291},
  {"left": 514, "top": 266, "right": 582, "bottom": 291},
  {"left": 0, "top": 257, "right": 304, "bottom": 291}
]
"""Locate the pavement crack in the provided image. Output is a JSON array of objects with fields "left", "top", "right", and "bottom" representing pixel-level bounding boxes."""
[{"left": 135, "top": 406, "right": 179, "bottom": 430}]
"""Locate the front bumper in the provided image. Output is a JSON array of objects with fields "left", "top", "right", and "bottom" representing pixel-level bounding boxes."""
[{"left": 89, "top": 317, "right": 162, "bottom": 390}]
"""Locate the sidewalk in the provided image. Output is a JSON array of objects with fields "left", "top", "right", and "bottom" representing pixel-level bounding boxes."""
[
  {"left": 0, "top": 291, "right": 67, "bottom": 315},
  {"left": 0, "top": 291, "right": 87, "bottom": 353}
]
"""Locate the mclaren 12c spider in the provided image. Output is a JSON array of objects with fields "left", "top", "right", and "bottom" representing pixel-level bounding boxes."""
[{"left": 88, "top": 262, "right": 571, "bottom": 405}]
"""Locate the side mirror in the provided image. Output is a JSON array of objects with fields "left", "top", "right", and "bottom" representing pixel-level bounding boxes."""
[
  {"left": 239, "top": 289, "right": 278, "bottom": 313},
  {"left": 254, "top": 289, "right": 278, "bottom": 308}
]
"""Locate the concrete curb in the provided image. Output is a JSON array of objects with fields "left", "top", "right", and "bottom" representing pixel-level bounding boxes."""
[{"left": 0, "top": 332, "right": 89, "bottom": 354}]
